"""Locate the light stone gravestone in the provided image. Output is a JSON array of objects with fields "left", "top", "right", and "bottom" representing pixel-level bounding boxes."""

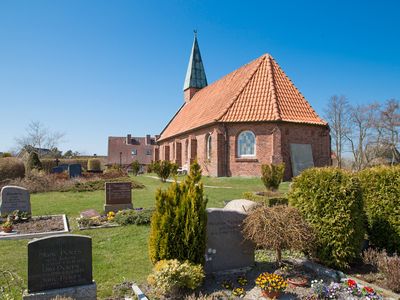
[
  {"left": 290, "top": 143, "right": 314, "bottom": 177},
  {"left": 0, "top": 186, "right": 31, "bottom": 217},
  {"left": 23, "top": 234, "right": 96, "bottom": 300},
  {"left": 104, "top": 182, "right": 133, "bottom": 213},
  {"left": 205, "top": 199, "right": 257, "bottom": 273}
]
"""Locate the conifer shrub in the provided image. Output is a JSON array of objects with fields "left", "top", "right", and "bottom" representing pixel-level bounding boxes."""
[
  {"left": 1, "top": 153, "right": 12, "bottom": 158},
  {"left": 0, "top": 157, "right": 25, "bottom": 181},
  {"left": 147, "top": 259, "right": 204, "bottom": 298},
  {"left": 288, "top": 167, "right": 365, "bottom": 269},
  {"left": 131, "top": 160, "right": 140, "bottom": 176},
  {"left": 261, "top": 163, "right": 285, "bottom": 191},
  {"left": 87, "top": 158, "right": 101, "bottom": 171},
  {"left": 358, "top": 165, "right": 400, "bottom": 253},
  {"left": 148, "top": 162, "right": 208, "bottom": 265},
  {"left": 26, "top": 152, "right": 42, "bottom": 172}
]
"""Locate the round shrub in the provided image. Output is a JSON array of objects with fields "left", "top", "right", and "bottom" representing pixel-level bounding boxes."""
[
  {"left": 288, "top": 167, "right": 365, "bottom": 269},
  {"left": 87, "top": 159, "right": 101, "bottom": 171},
  {"left": 358, "top": 166, "right": 400, "bottom": 253},
  {"left": 0, "top": 157, "right": 25, "bottom": 181},
  {"left": 147, "top": 259, "right": 204, "bottom": 298},
  {"left": 131, "top": 160, "right": 140, "bottom": 176},
  {"left": 26, "top": 152, "right": 42, "bottom": 172}
]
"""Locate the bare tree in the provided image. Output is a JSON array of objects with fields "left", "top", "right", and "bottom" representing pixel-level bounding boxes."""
[
  {"left": 324, "top": 95, "right": 350, "bottom": 168},
  {"left": 15, "top": 121, "right": 65, "bottom": 157},
  {"left": 345, "top": 103, "right": 379, "bottom": 171},
  {"left": 378, "top": 99, "right": 400, "bottom": 165}
]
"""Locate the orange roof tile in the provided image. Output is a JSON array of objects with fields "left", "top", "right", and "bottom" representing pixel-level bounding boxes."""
[{"left": 159, "top": 54, "right": 327, "bottom": 141}]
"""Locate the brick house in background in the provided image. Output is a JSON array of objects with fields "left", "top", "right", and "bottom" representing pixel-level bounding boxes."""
[
  {"left": 107, "top": 134, "right": 157, "bottom": 171},
  {"left": 156, "top": 36, "right": 331, "bottom": 180}
]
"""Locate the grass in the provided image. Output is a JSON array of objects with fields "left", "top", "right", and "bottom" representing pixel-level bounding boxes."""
[{"left": 0, "top": 174, "right": 288, "bottom": 299}]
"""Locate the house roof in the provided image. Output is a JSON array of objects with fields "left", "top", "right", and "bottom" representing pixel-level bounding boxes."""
[
  {"left": 183, "top": 35, "right": 208, "bottom": 90},
  {"left": 159, "top": 53, "right": 327, "bottom": 141}
]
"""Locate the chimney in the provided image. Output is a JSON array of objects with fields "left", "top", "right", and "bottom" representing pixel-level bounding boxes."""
[
  {"left": 126, "top": 134, "right": 131, "bottom": 144},
  {"left": 146, "top": 134, "right": 151, "bottom": 145}
]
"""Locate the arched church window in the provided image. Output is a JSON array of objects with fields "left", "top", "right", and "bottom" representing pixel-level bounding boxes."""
[
  {"left": 206, "top": 134, "right": 212, "bottom": 160},
  {"left": 237, "top": 131, "right": 256, "bottom": 157}
]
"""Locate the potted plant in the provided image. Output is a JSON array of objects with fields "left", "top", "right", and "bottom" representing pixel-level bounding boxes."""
[
  {"left": 255, "top": 272, "right": 287, "bottom": 298},
  {"left": 2, "top": 221, "right": 14, "bottom": 233}
]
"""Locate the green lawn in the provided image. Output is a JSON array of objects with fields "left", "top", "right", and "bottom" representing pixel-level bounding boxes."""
[{"left": 0, "top": 175, "right": 288, "bottom": 299}]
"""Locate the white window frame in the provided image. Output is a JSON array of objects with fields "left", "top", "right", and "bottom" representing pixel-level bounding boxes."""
[{"left": 237, "top": 130, "right": 256, "bottom": 158}]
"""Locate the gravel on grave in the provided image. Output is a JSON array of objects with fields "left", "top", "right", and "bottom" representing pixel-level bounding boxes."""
[{"left": 11, "top": 216, "right": 65, "bottom": 234}]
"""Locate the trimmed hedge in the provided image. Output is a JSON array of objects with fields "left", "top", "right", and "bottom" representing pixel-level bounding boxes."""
[
  {"left": 242, "top": 192, "right": 288, "bottom": 206},
  {"left": 87, "top": 159, "right": 101, "bottom": 171},
  {"left": 288, "top": 167, "right": 365, "bottom": 269},
  {"left": 0, "top": 157, "right": 25, "bottom": 181},
  {"left": 358, "top": 166, "right": 400, "bottom": 253}
]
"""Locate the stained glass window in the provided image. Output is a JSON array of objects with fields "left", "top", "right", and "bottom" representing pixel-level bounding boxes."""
[{"left": 237, "top": 131, "right": 256, "bottom": 157}]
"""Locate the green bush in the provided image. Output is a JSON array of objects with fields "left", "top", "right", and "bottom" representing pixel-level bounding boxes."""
[
  {"left": 147, "top": 259, "right": 204, "bottom": 297},
  {"left": 288, "top": 167, "right": 365, "bottom": 269},
  {"left": 26, "top": 152, "right": 42, "bottom": 172},
  {"left": 152, "top": 160, "right": 174, "bottom": 182},
  {"left": 261, "top": 163, "right": 285, "bottom": 191},
  {"left": 131, "top": 160, "right": 140, "bottom": 176},
  {"left": 1, "top": 153, "right": 12, "bottom": 158},
  {"left": 149, "top": 162, "right": 208, "bottom": 265},
  {"left": 242, "top": 192, "right": 288, "bottom": 206},
  {"left": 0, "top": 157, "right": 25, "bottom": 181},
  {"left": 87, "top": 159, "right": 101, "bottom": 171},
  {"left": 358, "top": 166, "right": 400, "bottom": 253},
  {"left": 114, "top": 208, "right": 154, "bottom": 225}
]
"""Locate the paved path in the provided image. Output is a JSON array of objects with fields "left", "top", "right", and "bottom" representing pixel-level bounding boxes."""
[{"left": 144, "top": 176, "right": 233, "bottom": 189}]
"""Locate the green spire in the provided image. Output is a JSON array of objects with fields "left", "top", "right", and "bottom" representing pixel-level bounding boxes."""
[{"left": 183, "top": 32, "right": 208, "bottom": 91}]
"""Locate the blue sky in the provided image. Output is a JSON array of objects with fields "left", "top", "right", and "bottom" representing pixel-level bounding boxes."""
[{"left": 0, "top": 0, "right": 399, "bottom": 155}]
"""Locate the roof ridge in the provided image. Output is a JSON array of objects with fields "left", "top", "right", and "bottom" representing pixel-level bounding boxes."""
[
  {"left": 217, "top": 55, "right": 266, "bottom": 122},
  {"left": 267, "top": 55, "right": 281, "bottom": 120}
]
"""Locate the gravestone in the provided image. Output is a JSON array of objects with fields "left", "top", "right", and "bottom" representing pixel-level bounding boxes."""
[
  {"left": 0, "top": 186, "right": 31, "bottom": 217},
  {"left": 68, "top": 164, "right": 82, "bottom": 178},
  {"left": 23, "top": 234, "right": 96, "bottom": 300},
  {"left": 104, "top": 182, "right": 133, "bottom": 213},
  {"left": 205, "top": 199, "right": 257, "bottom": 273},
  {"left": 59, "top": 164, "right": 69, "bottom": 171},
  {"left": 51, "top": 166, "right": 64, "bottom": 174},
  {"left": 290, "top": 143, "right": 314, "bottom": 177}
]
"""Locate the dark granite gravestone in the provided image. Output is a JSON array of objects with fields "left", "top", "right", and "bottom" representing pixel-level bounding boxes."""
[
  {"left": 104, "top": 182, "right": 133, "bottom": 213},
  {"left": 205, "top": 200, "right": 257, "bottom": 273},
  {"left": 59, "top": 164, "right": 69, "bottom": 171},
  {"left": 290, "top": 143, "right": 314, "bottom": 177},
  {"left": 0, "top": 186, "right": 31, "bottom": 217},
  {"left": 27, "top": 235, "right": 92, "bottom": 293},
  {"left": 52, "top": 166, "right": 64, "bottom": 174},
  {"left": 68, "top": 164, "right": 82, "bottom": 178}
]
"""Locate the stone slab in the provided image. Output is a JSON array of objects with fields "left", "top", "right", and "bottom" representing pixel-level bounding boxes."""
[
  {"left": 0, "top": 186, "right": 31, "bottom": 217},
  {"left": 80, "top": 209, "right": 101, "bottom": 218},
  {"left": 105, "top": 182, "right": 132, "bottom": 205},
  {"left": 205, "top": 200, "right": 257, "bottom": 273},
  {"left": 28, "top": 234, "right": 92, "bottom": 293},
  {"left": 290, "top": 143, "right": 314, "bottom": 177},
  {"left": 104, "top": 203, "right": 133, "bottom": 213},
  {"left": 68, "top": 164, "right": 82, "bottom": 178},
  {"left": 224, "top": 199, "right": 259, "bottom": 213},
  {"left": 23, "top": 282, "right": 96, "bottom": 300}
]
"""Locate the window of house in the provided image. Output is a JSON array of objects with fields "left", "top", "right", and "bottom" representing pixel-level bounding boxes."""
[
  {"left": 131, "top": 149, "right": 137, "bottom": 155},
  {"left": 206, "top": 134, "right": 212, "bottom": 160},
  {"left": 146, "top": 149, "right": 152, "bottom": 155},
  {"left": 237, "top": 131, "right": 256, "bottom": 157}
]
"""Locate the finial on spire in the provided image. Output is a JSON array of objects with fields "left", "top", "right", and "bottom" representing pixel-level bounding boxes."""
[{"left": 193, "top": 29, "right": 197, "bottom": 38}]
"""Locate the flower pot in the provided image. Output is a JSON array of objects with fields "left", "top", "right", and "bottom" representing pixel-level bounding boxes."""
[
  {"left": 287, "top": 276, "right": 308, "bottom": 287},
  {"left": 261, "top": 290, "right": 281, "bottom": 299},
  {"left": 2, "top": 226, "right": 13, "bottom": 233}
]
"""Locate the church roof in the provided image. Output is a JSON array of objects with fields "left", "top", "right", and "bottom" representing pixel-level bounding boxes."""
[
  {"left": 183, "top": 35, "right": 207, "bottom": 90},
  {"left": 159, "top": 53, "right": 327, "bottom": 141}
]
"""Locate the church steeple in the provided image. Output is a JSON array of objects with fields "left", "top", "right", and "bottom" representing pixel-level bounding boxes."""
[{"left": 183, "top": 32, "right": 207, "bottom": 103}]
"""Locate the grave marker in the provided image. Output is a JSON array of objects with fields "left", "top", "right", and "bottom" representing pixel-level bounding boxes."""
[
  {"left": 68, "top": 164, "right": 82, "bottom": 178},
  {"left": 104, "top": 182, "right": 133, "bottom": 213},
  {"left": 0, "top": 186, "right": 31, "bottom": 217},
  {"left": 290, "top": 143, "right": 314, "bottom": 177}
]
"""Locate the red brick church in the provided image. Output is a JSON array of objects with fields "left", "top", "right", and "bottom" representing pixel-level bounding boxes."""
[{"left": 156, "top": 36, "right": 331, "bottom": 179}]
